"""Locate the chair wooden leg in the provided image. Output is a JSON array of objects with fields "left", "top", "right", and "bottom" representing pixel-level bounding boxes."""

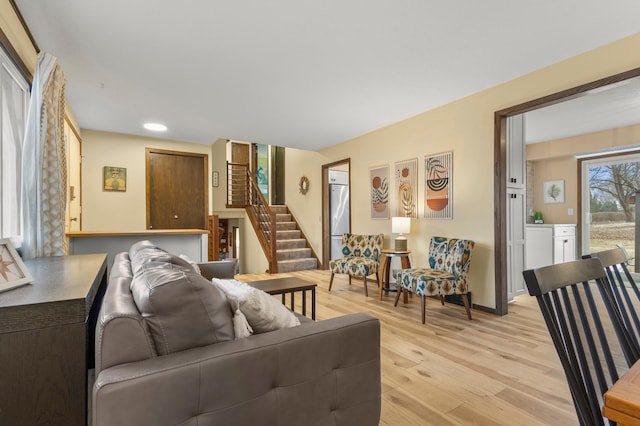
[
  {"left": 394, "top": 288, "right": 402, "bottom": 307},
  {"left": 363, "top": 276, "right": 368, "bottom": 297},
  {"left": 421, "top": 296, "right": 426, "bottom": 324},
  {"left": 348, "top": 275, "right": 352, "bottom": 285},
  {"left": 329, "top": 273, "right": 335, "bottom": 291},
  {"left": 440, "top": 295, "right": 445, "bottom": 306},
  {"left": 462, "top": 293, "right": 472, "bottom": 320}
]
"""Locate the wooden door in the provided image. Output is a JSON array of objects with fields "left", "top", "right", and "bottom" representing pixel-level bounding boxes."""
[
  {"left": 231, "top": 141, "right": 250, "bottom": 166},
  {"left": 271, "top": 146, "right": 285, "bottom": 205},
  {"left": 146, "top": 148, "right": 208, "bottom": 229},
  {"left": 228, "top": 142, "right": 251, "bottom": 206}
]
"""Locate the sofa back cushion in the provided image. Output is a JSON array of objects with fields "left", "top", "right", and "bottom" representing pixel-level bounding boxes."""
[
  {"left": 129, "top": 245, "right": 234, "bottom": 355},
  {"left": 129, "top": 240, "right": 195, "bottom": 276},
  {"left": 95, "top": 252, "right": 158, "bottom": 374}
]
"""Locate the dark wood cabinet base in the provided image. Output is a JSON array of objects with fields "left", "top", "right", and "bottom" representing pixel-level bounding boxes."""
[{"left": 0, "top": 254, "right": 107, "bottom": 425}]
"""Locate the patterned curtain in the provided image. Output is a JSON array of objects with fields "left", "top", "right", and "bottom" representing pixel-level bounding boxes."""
[{"left": 21, "top": 52, "right": 67, "bottom": 259}]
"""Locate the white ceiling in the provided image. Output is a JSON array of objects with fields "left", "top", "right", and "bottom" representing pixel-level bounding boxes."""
[
  {"left": 13, "top": 1, "right": 640, "bottom": 151},
  {"left": 525, "top": 76, "right": 640, "bottom": 144}
]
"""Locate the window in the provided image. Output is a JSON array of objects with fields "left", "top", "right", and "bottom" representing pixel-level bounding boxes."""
[
  {"left": 0, "top": 46, "right": 29, "bottom": 243},
  {"left": 581, "top": 151, "right": 640, "bottom": 261}
]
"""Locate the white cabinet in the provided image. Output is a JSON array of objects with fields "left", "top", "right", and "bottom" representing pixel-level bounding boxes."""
[
  {"left": 525, "top": 226, "right": 553, "bottom": 269},
  {"left": 507, "top": 115, "right": 525, "bottom": 190},
  {"left": 506, "top": 115, "right": 526, "bottom": 302},
  {"left": 507, "top": 189, "right": 526, "bottom": 301},
  {"left": 526, "top": 224, "right": 576, "bottom": 269},
  {"left": 553, "top": 225, "right": 576, "bottom": 264},
  {"left": 328, "top": 170, "right": 349, "bottom": 185}
]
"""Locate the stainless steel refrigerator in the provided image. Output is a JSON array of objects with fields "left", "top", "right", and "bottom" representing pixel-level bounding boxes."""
[{"left": 330, "top": 175, "right": 350, "bottom": 260}]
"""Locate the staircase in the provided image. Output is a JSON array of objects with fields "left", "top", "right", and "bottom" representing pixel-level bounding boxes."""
[
  {"left": 227, "top": 161, "right": 318, "bottom": 273},
  {"left": 260, "top": 205, "right": 318, "bottom": 273}
]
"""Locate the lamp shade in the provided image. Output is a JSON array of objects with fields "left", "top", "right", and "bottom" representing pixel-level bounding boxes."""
[{"left": 392, "top": 217, "right": 411, "bottom": 234}]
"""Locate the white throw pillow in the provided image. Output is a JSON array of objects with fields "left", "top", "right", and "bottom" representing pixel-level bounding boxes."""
[{"left": 212, "top": 278, "right": 300, "bottom": 335}]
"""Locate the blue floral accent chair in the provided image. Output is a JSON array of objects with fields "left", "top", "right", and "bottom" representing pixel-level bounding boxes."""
[
  {"left": 329, "top": 233, "right": 384, "bottom": 297},
  {"left": 394, "top": 236, "right": 475, "bottom": 323}
]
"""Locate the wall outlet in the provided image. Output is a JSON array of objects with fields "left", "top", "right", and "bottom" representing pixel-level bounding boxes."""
[{"left": 568, "top": 208, "right": 574, "bottom": 216}]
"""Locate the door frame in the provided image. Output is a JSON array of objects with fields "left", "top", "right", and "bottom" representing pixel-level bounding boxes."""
[
  {"left": 494, "top": 67, "right": 640, "bottom": 316},
  {"left": 321, "top": 158, "right": 351, "bottom": 269},
  {"left": 65, "top": 116, "right": 82, "bottom": 230}
]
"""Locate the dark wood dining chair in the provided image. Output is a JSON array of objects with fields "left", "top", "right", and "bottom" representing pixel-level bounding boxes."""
[
  {"left": 585, "top": 246, "right": 640, "bottom": 353},
  {"left": 523, "top": 258, "right": 638, "bottom": 426}
]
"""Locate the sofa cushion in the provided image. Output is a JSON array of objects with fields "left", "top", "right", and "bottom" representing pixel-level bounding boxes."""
[
  {"left": 129, "top": 240, "right": 194, "bottom": 276},
  {"left": 212, "top": 278, "right": 300, "bottom": 335},
  {"left": 130, "top": 259, "right": 234, "bottom": 355},
  {"left": 178, "top": 253, "right": 201, "bottom": 274}
]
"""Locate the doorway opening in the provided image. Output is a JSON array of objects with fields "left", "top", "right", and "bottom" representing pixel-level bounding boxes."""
[
  {"left": 495, "top": 67, "right": 640, "bottom": 316},
  {"left": 321, "top": 159, "right": 351, "bottom": 269}
]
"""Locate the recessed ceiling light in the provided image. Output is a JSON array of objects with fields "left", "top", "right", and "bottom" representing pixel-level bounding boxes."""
[{"left": 144, "top": 122, "right": 167, "bottom": 132}]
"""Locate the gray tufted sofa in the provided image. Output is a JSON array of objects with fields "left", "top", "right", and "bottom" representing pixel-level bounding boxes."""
[{"left": 92, "top": 241, "right": 381, "bottom": 425}]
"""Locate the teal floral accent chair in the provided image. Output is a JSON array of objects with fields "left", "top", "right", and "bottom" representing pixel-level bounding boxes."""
[
  {"left": 394, "top": 236, "right": 475, "bottom": 323},
  {"left": 329, "top": 233, "right": 384, "bottom": 297}
]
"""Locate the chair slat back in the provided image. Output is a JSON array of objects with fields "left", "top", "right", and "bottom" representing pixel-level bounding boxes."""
[
  {"left": 427, "top": 237, "right": 474, "bottom": 280},
  {"left": 587, "top": 247, "right": 640, "bottom": 358},
  {"left": 523, "top": 258, "right": 636, "bottom": 426}
]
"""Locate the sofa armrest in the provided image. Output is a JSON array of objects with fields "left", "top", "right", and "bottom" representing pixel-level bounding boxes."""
[
  {"left": 197, "top": 260, "right": 236, "bottom": 280},
  {"left": 93, "top": 313, "right": 380, "bottom": 426}
]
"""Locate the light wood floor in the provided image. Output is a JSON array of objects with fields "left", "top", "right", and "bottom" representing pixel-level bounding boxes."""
[{"left": 237, "top": 269, "right": 579, "bottom": 426}]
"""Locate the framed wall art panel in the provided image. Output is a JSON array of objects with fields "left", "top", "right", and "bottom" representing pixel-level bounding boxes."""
[
  {"left": 370, "top": 164, "right": 390, "bottom": 219},
  {"left": 425, "top": 151, "right": 453, "bottom": 219},
  {"left": 394, "top": 158, "right": 418, "bottom": 218}
]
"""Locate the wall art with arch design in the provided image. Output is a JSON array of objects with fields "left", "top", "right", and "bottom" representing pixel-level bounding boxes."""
[{"left": 425, "top": 151, "right": 453, "bottom": 219}]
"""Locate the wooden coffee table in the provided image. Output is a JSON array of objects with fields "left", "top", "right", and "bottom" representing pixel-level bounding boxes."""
[{"left": 247, "top": 277, "right": 317, "bottom": 320}]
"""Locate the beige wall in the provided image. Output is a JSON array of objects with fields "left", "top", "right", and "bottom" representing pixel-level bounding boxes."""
[
  {"left": 210, "top": 138, "right": 229, "bottom": 213},
  {"left": 526, "top": 123, "right": 640, "bottom": 224},
  {"left": 81, "top": 129, "right": 214, "bottom": 231},
  {"left": 296, "top": 33, "right": 640, "bottom": 309},
  {"left": 5, "top": 3, "right": 640, "bottom": 307},
  {"left": 528, "top": 156, "right": 578, "bottom": 224},
  {"left": 284, "top": 148, "right": 327, "bottom": 257},
  {"left": 83, "top": 133, "right": 269, "bottom": 274}
]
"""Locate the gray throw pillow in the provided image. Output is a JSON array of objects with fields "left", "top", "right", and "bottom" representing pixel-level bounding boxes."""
[{"left": 130, "top": 260, "right": 234, "bottom": 355}]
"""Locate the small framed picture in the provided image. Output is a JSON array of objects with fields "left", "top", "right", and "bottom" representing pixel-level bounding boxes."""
[
  {"left": 103, "top": 166, "right": 127, "bottom": 191},
  {"left": 543, "top": 179, "right": 565, "bottom": 203},
  {"left": 0, "top": 239, "right": 33, "bottom": 292}
]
